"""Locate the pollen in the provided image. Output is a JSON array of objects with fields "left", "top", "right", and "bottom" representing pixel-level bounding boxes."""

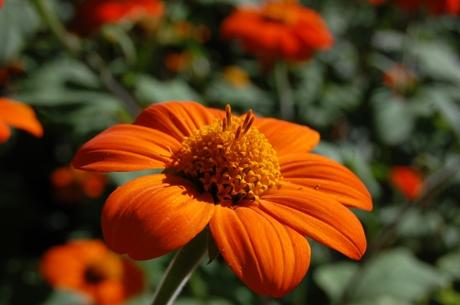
[{"left": 172, "top": 105, "right": 281, "bottom": 205}]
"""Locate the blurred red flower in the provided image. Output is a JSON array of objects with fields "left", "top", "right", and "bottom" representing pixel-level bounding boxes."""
[
  {"left": 222, "top": 66, "right": 251, "bottom": 88},
  {"left": 221, "top": 0, "right": 333, "bottom": 62},
  {"left": 51, "top": 166, "right": 107, "bottom": 202},
  {"left": 72, "top": 0, "right": 164, "bottom": 35},
  {"left": 370, "top": 0, "right": 460, "bottom": 14},
  {"left": 40, "top": 240, "right": 144, "bottom": 305},
  {"left": 0, "top": 98, "right": 43, "bottom": 143},
  {"left": 383, "top": 64, "right": 416, "bottom": 93},
  {"left": 390, "top": 166, "right": 424, "bottom": 200}
]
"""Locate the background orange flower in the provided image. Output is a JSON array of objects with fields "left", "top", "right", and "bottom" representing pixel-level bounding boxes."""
[
  {"left": 72, "top": 0, "right": 164, "bottom": 35},
  {"left": 40, "top": 240, "right": 144, "bottom": 305},
  {"left": 0, "top": 98, "right": 43, "bottom": 143},
  {"left": 51, "top": 166, "right": 107, "bottom": 203},
  {"left": 390, "top": 166, "right": 424, "bottom": 200},
  {"left": 221, "top": 1, "right": 333, "bottom": 62}
]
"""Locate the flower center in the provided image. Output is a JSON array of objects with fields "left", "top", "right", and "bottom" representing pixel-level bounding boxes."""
[
  {"left": 83, "top": 254, "right": 122, "bottom": 285},
  {"left": 172, "top": 105, "right": 281, "bottom": 205}
]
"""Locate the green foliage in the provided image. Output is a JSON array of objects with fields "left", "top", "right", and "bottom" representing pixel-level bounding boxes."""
[
  {"left": 1, "top": 0, "right": 460, "bottom": 305},
  {"left": 315, "top": 249, "right": 449, "bottom": 304}
]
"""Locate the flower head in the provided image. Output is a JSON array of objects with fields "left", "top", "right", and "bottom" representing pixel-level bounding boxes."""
[
  {"left": 221, "top": 0, "right": 333, "bottom": 62},
  {"left": 72, "top": 0, "right": 164, "bottom": 35},
  {"left": 40, "top": 240, "right": 144, "bottom": 305},
  {"left": 0, "top": 98, "right": 43, "bottom": 143},
  {"left": 51, "top": 166, "right": 107, "bottom": 203},
  {"left": 222, "top": 66, "right": 251, "bottom": 88},
  {"left": 73, "top": 101, "right": 372, "bottom": 296},
  {"left": 383, "top": 64, "right": 416, "bottom": 94},
  {"left": 390, "top": 166, "right": 423, "bottom": 200}
]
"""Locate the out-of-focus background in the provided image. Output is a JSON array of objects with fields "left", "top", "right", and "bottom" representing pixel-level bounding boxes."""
[{"left": 1, "top": 0, "right": 460, "bottom": 304}]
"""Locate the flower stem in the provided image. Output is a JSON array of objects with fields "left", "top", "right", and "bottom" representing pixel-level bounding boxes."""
[
  {"left": 30, "top": 0, "right": 141, "bottom": 117},
  {"left": 274, "top": 61, "right": 295, "bottom": 120},
  {"left": 151, "top": 230, "right": 208, "bottom": 305},
  {"left": 29, "top": 0, "right": 80, "bottom": 55}
]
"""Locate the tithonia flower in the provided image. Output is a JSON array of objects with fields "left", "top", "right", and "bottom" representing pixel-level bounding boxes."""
[
  {"left": 73, "top": 101, "right": 372, "bottom": 296},
  {"left": 40, "top": 239, "right": 144, "bottom": 305},
  {"left": 383, "top": 64, "right": 416, "bottom": 93},
  {"left": 370, "top": 0, "right": 460, "bottom": 15},
  {"left": 221, "top": 0, "right": 334, "bottom": 62},
  {"left": 72, "top": 0, "right": 164, "bottom": 35},
  {"left": 0, "top": 98, "right": 43, "bottom": 144},
  {"left": 165, "top": 51, "right": 193, "bottom": 73},
  {"left": 51, "top": 166, "right": 107, "bottom": 203},
  {"left": 222, "top": 66, "right": 251, "bottom": 88},
  {"left": 390, "top": 166, "right": 423, "bottom": 200}
]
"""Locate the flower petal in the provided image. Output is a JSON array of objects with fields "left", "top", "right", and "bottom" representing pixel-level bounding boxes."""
[
  {"left": 0, "top": 98, "right": 43, "bottom": 138},
  {"left": 73, "top": 124, "right": 181, "bottom": 172},
  {"left": 0, "top": 122, "right": 11, "bottom": 143},
  {"left": 280, "top": 153, "right": 372, "bottom": 211},
  {"left": 254, "top": 117, "right": 319, "bottom": 155},
  {"left": 134, "top": 101, "right": 219, "bottom": 142},
  {"left": 102, "top": 174, "right": 215, "bottom": 260},
  {"left": 260, "top": 182, "right": 367, "bottom": 259},
  {"left": 210, "top": 205, "right": 310, "bottom": 297}
]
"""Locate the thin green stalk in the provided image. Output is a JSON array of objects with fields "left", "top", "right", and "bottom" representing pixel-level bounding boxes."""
[
  {"left": 30, "top": 0, "right": 141, "bottom": 117},
  {"left": 30, "top": 0, "right": 80, "bottom": 55},
  {"left": 151, "top": 230, "right": 208, "bottom": 305},
  {"left": 274, "top": 61, "right": 295, "bottom": 120}
]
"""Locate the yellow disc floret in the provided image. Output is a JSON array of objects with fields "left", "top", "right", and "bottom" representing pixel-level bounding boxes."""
[{"left": 172, "top": 105, "right": 281, "bottom": 205}]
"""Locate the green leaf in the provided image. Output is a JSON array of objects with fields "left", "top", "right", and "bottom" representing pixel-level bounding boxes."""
[
  {"left": 410, "top": 42, "right": 460, "bottom": 83},
  {"left": 135, "top": 75, "right": 200, "bottom": 103},
  {"left": 0, "top": 0, "right": 40, "bottom": 62},
  {"left": 354, "top": 249, "right": 449, "bottom": 302},
  {"left": 372, "top": 90, "right": 415, "bottom": 145},
  {"left": 437, "top": 249, "right": 460, "bottom": 280},
  {"left": 205, "top": 79, "right": 273, "bottom": 115},
  {"left": 426, "top": 88, "right": 460, "bottom": 137},
  {"left": 314, "top": 262, "right": 357, "bottom": 302},
  {"left": 315, "top": 249, "right": 449, "bottom": 304},
  {"left": 41, "top": 290, "right": 91, "bottom": 305}
]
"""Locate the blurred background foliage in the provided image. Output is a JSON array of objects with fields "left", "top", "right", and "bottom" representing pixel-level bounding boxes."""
[{"left": 1, "top": 0, "right": 460, "bottom": 305}]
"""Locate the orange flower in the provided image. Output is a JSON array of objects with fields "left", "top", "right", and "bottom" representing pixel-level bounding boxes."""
[
  {"left": 426, "top": 0, "right": 460, "bottom": 14},
  {"left": 72, "top": 101, "right": 372, "bottom": 297},
  {"left": 72, "top": 0, "right": 164, "bottom": 35},
  {"left": 390, "top": 166, "right": 423, "bottom": 200},
  {"left": 51, "top": 166, "right": 107, "bottom": 202},
  {"left": 0, "top": 98, "right": 43, "bottom": 143},
  {"left": 165, "top": 51, "right": 193, "bottom": 73},
  {"left": 41, "top": 240, "right": 144, "bottom": 305},
  {"left": 221, "top": 0, "right": 333, "bottom": 62},
  {"left": 383, "top": 64, "right": 416, "bottom": 93},
  {"left": 222, "top": 66, "right": 251, "bottom": 88},
  {"left": 370, "top": 0, "right": 460, "bottom": 14}
]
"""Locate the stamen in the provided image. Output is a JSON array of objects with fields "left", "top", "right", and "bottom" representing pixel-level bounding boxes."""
[
  {"left": 172, "top": 107, "right": 281, "bottom": 204},
  {"left": 234, "top": 126, "right": 242, "bottom": 141},
  {"left": 242, "top": 109, "right": 253, "bottom": 130}
]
